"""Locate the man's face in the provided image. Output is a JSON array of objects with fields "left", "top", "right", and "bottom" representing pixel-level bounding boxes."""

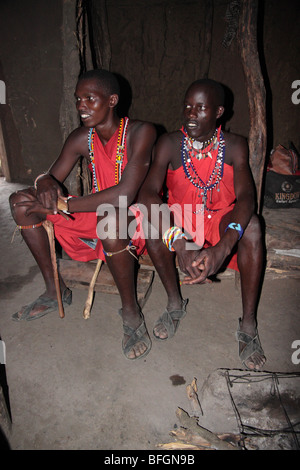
[
  {"left": 183, "top": 84, "right": 224, "bottom": 141},
  {"left": 74, "top": 78, "right": 115, "bottom": 127}
]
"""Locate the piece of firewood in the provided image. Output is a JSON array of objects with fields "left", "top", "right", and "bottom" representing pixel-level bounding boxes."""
[
  {"left": 170, "top": 428, "right": 212, "bottom": 449},
  {"left": 157, "top": 442, "right": 205, "bottom": 450},
  {"left": 176, "top": 408, "right": 239, "bottom": 451},
  {"left": 186, "top": 377, "right": 203, "bottom": 417}
]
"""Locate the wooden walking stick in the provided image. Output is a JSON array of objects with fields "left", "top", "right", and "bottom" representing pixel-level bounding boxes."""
[
  {"left": 43, "top": 220, "right": 65, "bottom": 319},
  {"left": 83, "top": 258, "right": 103, "bottom": 319}
]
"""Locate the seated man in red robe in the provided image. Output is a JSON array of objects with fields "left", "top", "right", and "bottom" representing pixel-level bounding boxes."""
[
  {"left": 138, "top": 78, "right": 266, "bottom": 371},
  {"left": 9, "top": 69, "right": 156, "bottom": 361}
]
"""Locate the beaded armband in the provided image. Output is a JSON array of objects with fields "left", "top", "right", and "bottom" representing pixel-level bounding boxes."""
[
  {"left": 225, "top": 222, "right": 244, "bottom": 240},
  {"left": 162, "top": 226, "right": 187, "bottom": 252}
]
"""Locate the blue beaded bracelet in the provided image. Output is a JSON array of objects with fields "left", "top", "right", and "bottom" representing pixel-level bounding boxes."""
[{"left": 225, "top": 222, "right": 244, "bottom": 240}]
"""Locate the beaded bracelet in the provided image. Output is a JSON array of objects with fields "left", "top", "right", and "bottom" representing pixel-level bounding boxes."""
[
  {"left": 162, "top": 226, "right": 187, "bottom": 252},
  {"left": 34, "top": 172, "right": 48, "bottom": 189},
  {"left": 225, "top": 222, "right": 244, "bottom": 240}
]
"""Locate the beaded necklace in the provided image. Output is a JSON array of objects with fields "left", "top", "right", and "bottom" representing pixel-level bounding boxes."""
[
  {"left": 88, "top": 117, "right": 129, "bottom": 192},
  {"left": 180, "top": 126, "right": 225, "bottom": 211},
  {"left": 181, "top": 126, "right": 218, "bottom": 160}
]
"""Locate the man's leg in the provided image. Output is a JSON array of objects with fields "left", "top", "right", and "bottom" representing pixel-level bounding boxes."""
[
  {"left": 220, "top": 213, "right": 266, "bottom": 370},
  {"left": 99, "top": 210, "right": 151, "bottom": 359},
  {"left": 145, "top": 227, "right": 185, "bottom": 340},
  {"left": 9, "top": 188, "right": 69, "bottom": 320}
]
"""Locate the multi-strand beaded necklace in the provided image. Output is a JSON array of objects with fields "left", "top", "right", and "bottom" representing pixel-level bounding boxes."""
[
  {"left": 181, "top": 127, "right": 219, "bottom": 160},
  {"left": 88, "top": 117, "right": 129, "bottom": 192},
  {"left": 180, "top": 126, "right": 225, "bottom": 211}
]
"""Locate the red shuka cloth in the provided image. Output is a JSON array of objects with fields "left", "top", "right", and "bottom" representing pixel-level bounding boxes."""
[
  {"left": 47, "top": 120, "right": 146, "bottom": 262},
  {"left": 166, "top": 142, "right": 238, "bottom": 271}
]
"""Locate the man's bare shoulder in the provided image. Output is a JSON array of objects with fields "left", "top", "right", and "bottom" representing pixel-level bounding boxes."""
[
  {"left": 63, "top": 126, "right": 90, "bottom": 158},
  {"left": 223, "top": 130, "right": 247, "bottom": 148},
  {"left": 127, "top": 118, "right": 157, "bottom": 138},
  {"left": 223, "top": 130, "right": 248, "bottom": 165},
  {"left": 156, "top": 130, "right": 181, "bottom": 148},
  {"left": 153, "top": 130, "right": 182, "bottom": 168},
  {"left": 67, "top": 125, "right": 89, "bottom": 142}
]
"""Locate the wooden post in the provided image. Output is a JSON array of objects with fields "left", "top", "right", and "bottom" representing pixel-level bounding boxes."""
[
  {"left": 238, "top": 0, "right": 267, "bottom": 211},
  {"left": 0, "top": 120, "right": 11, "bottom": 181},
  {"left": 199, "top": 0, "right": 214, "bottom": 79},
  {"left": 86, "top": 0, "right": 111, "bottom": 70},
  {"left": 60, "top": 0, "right": 81, "bottom": 196}
]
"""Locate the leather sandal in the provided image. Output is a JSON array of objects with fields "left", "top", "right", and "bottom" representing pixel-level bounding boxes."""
[
  {"left": 236, "top": 318, "right": 265, "bottom": 370},
  {"left": 12, "top": 288, "right": 72, "bottom": 322},
  {"left": 153, "top": 298, "right": 188, "bottom": 341},
  {"left": 119, "top": 310, "right": 152, "bottom": 360}
]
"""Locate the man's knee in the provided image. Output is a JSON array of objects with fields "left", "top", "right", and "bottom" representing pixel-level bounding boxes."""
[
  {"left": 9, "top": 188, "right": 32, "bottom": 214},
  {"left": 243, "top": 214, "right": 262, "bottom": 243},
  {"left": 9, "top": 188, "right": 35, "bottom": 216},
  {"left": 9, "top": 190, "right": 21, "bottom": 208}
]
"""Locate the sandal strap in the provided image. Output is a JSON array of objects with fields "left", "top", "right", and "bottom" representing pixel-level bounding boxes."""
[
  {"left": 122, "top": 320, "right": 148, "bottom": 354},
  {"left": 236, "top": 329, "right": 256, "bottom": 344},
  {"left": 154, "top": 298, "right": 188, "bottom": 339},
  {"left": 236, "top": 320, "right": 264, "bottom": 363},
  {"left": 119, "top": 309, "right": 151, "bottom": 359},
  {"left": 12, "top": 288, "right": 72, "bottom": 321},
  {"left": 238, "top": 335, "right": 264, "bottom": 363}
]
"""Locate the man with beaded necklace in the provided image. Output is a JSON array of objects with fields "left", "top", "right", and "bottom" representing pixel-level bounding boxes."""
[
  {"left": 138, "top": 78, "right": 266, "bottom": 371},
  {"left": 9, "top": 69, "right": 156, "bottom": 361}
]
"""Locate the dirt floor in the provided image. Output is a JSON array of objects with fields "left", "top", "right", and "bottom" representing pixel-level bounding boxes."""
[{"left": 0, "top": 177, "right": 299, "bottom": 451}]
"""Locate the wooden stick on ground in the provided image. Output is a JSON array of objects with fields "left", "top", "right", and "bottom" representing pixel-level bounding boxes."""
[
  {"left": 43, "top": 220, "right": 65, "bottom": 319},
  {"left": 175, "top": 408, "right": 239, "bottom": 450},
  {"left": 83, "top": 258, "right": 103, "bottom": 319},
  {"left": 186, "top": 377, "right": 203, "bottom": 417}
]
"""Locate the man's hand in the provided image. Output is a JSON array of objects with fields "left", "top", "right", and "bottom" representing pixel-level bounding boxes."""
[
  {"left": 173, "top": 238, "right": 205, "bottom": 282},
  {"left": 181, "top": 244, "right": 227, "bottom": 285},
  {"left": 35, "top": 174, "right": 63, "bottom": 213},
  {"left": 14, "top": 191, "right": 54, "bottom": 216}
]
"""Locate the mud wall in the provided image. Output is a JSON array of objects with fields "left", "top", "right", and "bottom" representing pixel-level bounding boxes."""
[
  {"left": 0, "top": 0, "right": 63, "bottom": 183},
  {"left": 0, "top": 0, "right": 299, "bottom": 185}
]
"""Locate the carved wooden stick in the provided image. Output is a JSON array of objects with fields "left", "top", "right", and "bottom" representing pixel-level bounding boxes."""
[
  {"left": 83, "top": 258, "right": 103, "bottom": 319},
  {"left": 43, "top": 220, "right": 65, "bottom": 318}
]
